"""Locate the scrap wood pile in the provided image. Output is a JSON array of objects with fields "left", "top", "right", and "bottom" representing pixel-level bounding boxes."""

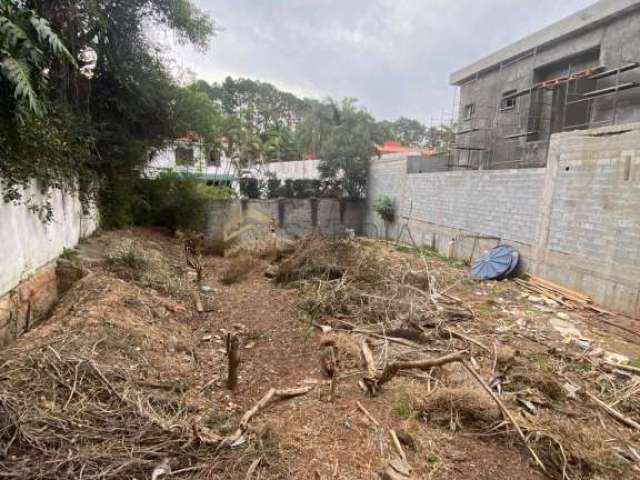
[
  {"left": 0, "top": 273, "right": 304, "bottom": 480},
  {"left": 272, "top": 239, "right": 640, "bottom": 479}
]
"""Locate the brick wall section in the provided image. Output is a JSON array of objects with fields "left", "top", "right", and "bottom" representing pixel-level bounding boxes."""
[
  {"left": 367, "top": 124, "right": 640, "bottom": 318},
  {"left": 367, "top": 156, "right": 544, "bottom": 245}
]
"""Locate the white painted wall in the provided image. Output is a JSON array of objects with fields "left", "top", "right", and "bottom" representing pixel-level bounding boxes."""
[
  {"left": 259, "top": 160, "right": 320, "bottom": 181},
  {"left": 0, "top": 183, "right": 98, "bottom": 297},
  {"left": 145, "top": 142, "right": 236, "bottom": 181}
]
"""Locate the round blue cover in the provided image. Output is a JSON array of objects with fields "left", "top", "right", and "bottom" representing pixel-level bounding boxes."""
[{"left": 470, "top": 245, "right": 520, "bottom": 281}]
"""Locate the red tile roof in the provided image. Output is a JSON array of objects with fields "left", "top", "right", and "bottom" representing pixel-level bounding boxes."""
[{"left": 375, "top": 141, "right": 435, "bottom": 156}]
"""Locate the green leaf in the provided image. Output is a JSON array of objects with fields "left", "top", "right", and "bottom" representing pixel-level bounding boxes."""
[
  {"left": 0, "top": 15, "right": 27, "bottom": 50},
  {"left": 29, "top": 15, "right": 76, "bottom": 66},
  {"left": 0, "top": 56, "right": 43, "bottom": 116}
]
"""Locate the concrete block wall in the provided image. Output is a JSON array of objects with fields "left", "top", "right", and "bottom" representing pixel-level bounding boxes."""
[
  {"left": 207, "top": 198, "right": 364, "bottom": 245},
  {"left": 367, "top": 123, "right": 640, "bottom": 318},
  {"left": 535, "top": 123, "right": 640, "bottom": 316},
  {"left": 367, "top": 155, "right": 544, "bottom": 245}
]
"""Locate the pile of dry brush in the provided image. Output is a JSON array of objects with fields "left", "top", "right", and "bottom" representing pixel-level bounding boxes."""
[
  {"left": 0, "top": 273, "right": 271, "bottom": 480},
  {"left": 269, "top": 238, "right": 640, "bottom": 479}
]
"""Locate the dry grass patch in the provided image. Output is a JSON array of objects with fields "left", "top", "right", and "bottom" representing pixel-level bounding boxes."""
[
  {"left": 105, "top": 239, "right": 186, "bottom": 294},
  {"left": 417, "top": 386, "right": 502, "bottom": 431},
  {"left": 219, "top": 255, "right": 260, "bottom": 285}
]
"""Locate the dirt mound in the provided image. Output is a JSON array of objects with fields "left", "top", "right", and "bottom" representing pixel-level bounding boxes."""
[{"left": 0, "top": 274, "right": 239, "bottom": 479}]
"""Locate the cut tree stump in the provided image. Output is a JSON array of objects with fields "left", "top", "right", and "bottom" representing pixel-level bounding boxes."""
[{"left": 226, "top": 333, "right": 240, "bottom": 390}]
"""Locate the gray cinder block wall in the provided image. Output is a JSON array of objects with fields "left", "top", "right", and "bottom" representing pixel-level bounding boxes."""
[
  {"left": 207, "top": 198, "right": 364, "bottom": 245},
  {"left": 367, "top": 123, "right": 640, "bottom": 318}
]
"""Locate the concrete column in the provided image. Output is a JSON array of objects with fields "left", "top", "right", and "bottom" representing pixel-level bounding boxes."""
[{"left": 532, "top": 153, "right": 560, "bottom": 274}]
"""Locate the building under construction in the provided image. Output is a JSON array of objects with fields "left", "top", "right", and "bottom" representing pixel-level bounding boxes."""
[{"left": 450, "top": 0, "right": 640, "bottom": 170}]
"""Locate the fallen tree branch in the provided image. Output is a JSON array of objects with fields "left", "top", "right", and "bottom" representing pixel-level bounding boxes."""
[
  {"left": 441, "top": 328, "right": 490, "bottom": 352},
  {"left": 221, "top": 385, "right": 315, "bottom": 448},
  {"left": 462, "top": 361, "right": 547, "bottom": 473},
  {"left": 361, "top": 351, "right": 466, "bottom": 395},
  {"left": 356, "top": 401, "right": 380, "bottom": 427},
  {"left": 601, "top": 360, "right": 640, "bottom": 376},
  {"left": 390, "top": 430, "right": 407, "bottom": 462},
  {"left": 377, "top": 351, "right": 467, "bottom": 386},
  {"left": 586, "top": 391, "right": 640, "bottom": 431}
]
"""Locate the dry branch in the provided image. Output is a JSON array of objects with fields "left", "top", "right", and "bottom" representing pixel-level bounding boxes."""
[
  {"left": 377, "top": 351, "right": 467, "bottom": 386},
  {"left": 462, "top": 361, "right": 547, "bottom": 473},
  {"left": 390, "top": 430, "right": 407, "bottom": 462},
  {"left": 362, "top": 351, "right": 466, "bottom": 395},
  {"left": 356, "top": 401, "right": 380, "bottom": 427},
  {"left": 241, "top": 386, "right": 314, "bottom": 430},
  {"left": 441, "top": 328, "right": 490, "bottom": 352},
  {"left": 586, "top": 391, "right": 640, "bottom": 431},
  {"left": 601, "top": 360, "right": 640, "bottom": 376}
]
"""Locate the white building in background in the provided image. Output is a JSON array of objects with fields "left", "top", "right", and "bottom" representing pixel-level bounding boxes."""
[
  {"left": 248, "top": 158, "right": 322, "bottom": 182},
  {"left": 145, "top": 139, "right": 236, "bottom": 187},
  {"left": 145, "top": 140, "right": 325, "bottom": 195}
]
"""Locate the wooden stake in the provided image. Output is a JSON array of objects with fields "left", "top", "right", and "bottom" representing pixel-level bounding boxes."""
[
  {"left": 226, "top": 333, "right": 240, "bottom": 391},
  {"left": 192, "top": 290, "right": 204, "bottom": 313}
]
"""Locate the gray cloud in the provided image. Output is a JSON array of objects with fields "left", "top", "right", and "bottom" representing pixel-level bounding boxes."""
[{"left": 169, "top": 0, "right": 596, "bottom": 121}]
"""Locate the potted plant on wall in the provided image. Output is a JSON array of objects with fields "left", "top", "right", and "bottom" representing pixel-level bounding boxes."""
[{"left": 373, "top": 195, "right": 396, "bottom": 240}]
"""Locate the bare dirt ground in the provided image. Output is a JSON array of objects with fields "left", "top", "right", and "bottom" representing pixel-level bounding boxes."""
[{"left": 1, "top": 227, "right": 638, "bottom": 479}]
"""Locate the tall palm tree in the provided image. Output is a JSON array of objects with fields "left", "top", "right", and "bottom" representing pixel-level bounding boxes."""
[{"left": 0, "top": 0, "right": 75, "bottom": 120}]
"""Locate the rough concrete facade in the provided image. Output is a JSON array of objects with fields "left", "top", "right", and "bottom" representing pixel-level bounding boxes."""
[
  {"left": 207, "top": 198, "right": 364, "bottom": 245},
  {"left": 451, "top": 0, "right": 640, "bottom": 170},
  {"left": 367, "top": 122, "right": 640, "bottom": 318}
]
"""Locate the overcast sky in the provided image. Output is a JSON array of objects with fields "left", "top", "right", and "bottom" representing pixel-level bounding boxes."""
[{"left": 167, "top": 0, "right": 597, "bottom": 122}]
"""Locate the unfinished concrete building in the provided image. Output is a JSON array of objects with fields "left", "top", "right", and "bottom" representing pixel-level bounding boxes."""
[{"left": 450, "top": 0, "right": 640, "bottom": 170}]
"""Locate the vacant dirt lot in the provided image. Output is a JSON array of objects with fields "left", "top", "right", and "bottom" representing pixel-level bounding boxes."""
[{"left": 1, "top": 228, "right": 638, "bottom": 479}]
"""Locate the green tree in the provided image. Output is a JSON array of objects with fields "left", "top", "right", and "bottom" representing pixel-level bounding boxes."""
[
  {"left": 173, "top": 83, "right": 223, "bottom": 143},
  {"left": 0, "top": 0, "right": 75, "bottom": 120},
  {"left": 21, "top": 0, "right": 215, "bottom": 226},
  {"left": 374, "top": 117, "right": 428, "bottom": 147},
  {"left": 426, "top": 124, "right": 455, "bottom": 151},
  {"left": 316, "top": 99, "right": 376, "bottom": 199}
]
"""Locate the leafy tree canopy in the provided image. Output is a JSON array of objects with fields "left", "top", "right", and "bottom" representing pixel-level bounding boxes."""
[{"left": 0, "top": 0, "right": 216, "bottom": 224}]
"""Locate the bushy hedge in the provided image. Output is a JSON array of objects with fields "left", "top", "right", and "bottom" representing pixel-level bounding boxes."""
[
  {"left": 135, "top": 171, "right": 234, "bottom": 232},
  {"left": 239, "top": 178, "right": 262, "bottom": 199},
  {"left": 266, "top": 179, "right": 282, "bottom": 199},
  {"left": 373, "top": 195, "right": 396, "bottom": 223},
  {"left": 264, "top": 177, "right": 335, "bottom": 199}
]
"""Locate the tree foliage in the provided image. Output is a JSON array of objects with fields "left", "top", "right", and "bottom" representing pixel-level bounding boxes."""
[
  {"left": 308, "top": 99, "right": 377, "bottom": 199},
  {"left": 0, "top": 0, "right": 218, "bottom": 223},
  {"left": 0, "top": 0, "right": 75, "bottom": 120}
]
